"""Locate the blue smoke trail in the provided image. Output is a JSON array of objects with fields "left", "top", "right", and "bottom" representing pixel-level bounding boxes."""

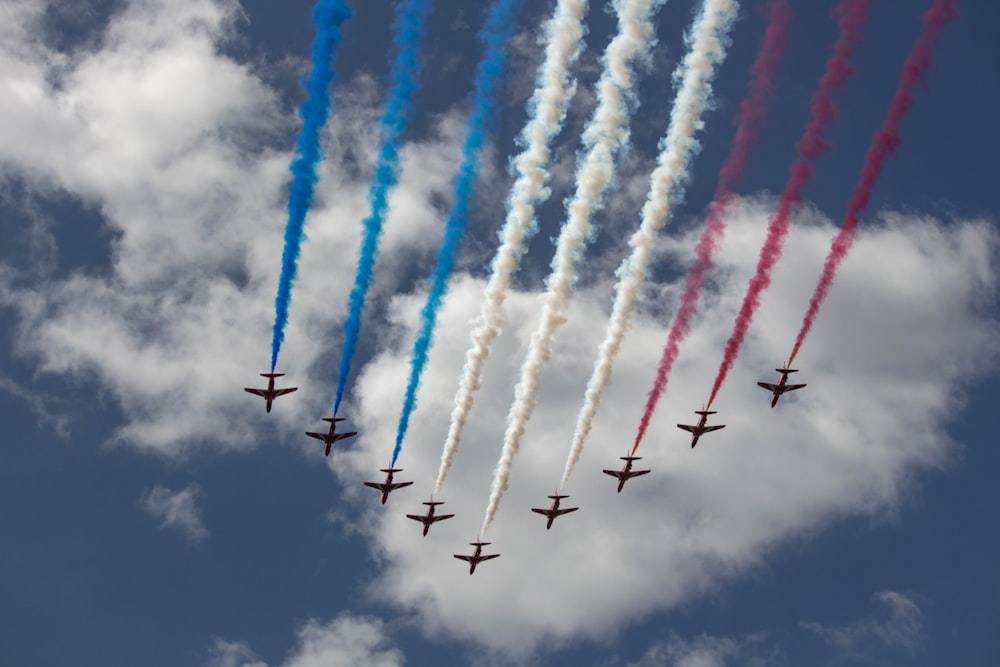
[
  {"left": 270, "top": 0, "right": 352, "bottom": 372},
  {"left": 392, "top": 0, "right": 521, "bottom": 465},
  {"left": 333, "top": 0, "right": 431, "bottom": 416}
]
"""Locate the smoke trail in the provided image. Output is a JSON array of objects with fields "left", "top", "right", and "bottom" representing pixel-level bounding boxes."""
[
  {"left": 631, "top": 0, "right": 792, "bottom": 452},
  {"left": 392, "top": 0, "right": 520, "bottom": 466},
  {"left": 705, "top": 0, "right": 873, "bottom": 409},
  {"left": 561, "top": 0, "right": 739, "bottom": 487},
  {"left": 433, "top": 0, "right": 588, "bottom": 497},
  {"left": 788, "top": 0, "right": 957, "bottom": 365},
  {"left": 270, "top": 0, "right": 352, "bottom": 372},
  {"left": 333, "top": 0, "right": 431, "bottom": 416},
  {"left": 481, "top": 0, "right": 667, "bottom": 535}
]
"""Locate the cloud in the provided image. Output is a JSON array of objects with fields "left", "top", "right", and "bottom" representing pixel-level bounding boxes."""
[
  {"left": 333, "top": 204, "right": 997, "bottom": 656},
  {"left": 211, "top": 615, "right": 404, "bottom": 667},
  {"left": 0, "top": 0, "right": 465, "bottom": 458},
  {"left": 206, "top": 638, "right": 267, "bottom": 667},
  {"left": 141, "top": 483, "right": 209, "bottom": 543},
  {"left": 801, "top": 590, "right": 925, "bottom": 663},
  {"left": 627, "top": 633, "right": 783, "bottom": 667}
]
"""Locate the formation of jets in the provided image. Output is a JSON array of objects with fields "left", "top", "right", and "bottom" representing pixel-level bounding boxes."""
[
  {"left": 306, "top": 416, "right": 358, "bottom": 456},
  {"left": 406, "top": 501, "right": 455, "bottom": 536},
  {"left": 246, "top": 362, "right": 805, "bottom": 573},
  {"left": 531, "top": 493, "right": 578, "bottom": 529}
]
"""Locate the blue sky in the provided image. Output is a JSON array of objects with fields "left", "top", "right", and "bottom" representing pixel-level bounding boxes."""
[{"left": 1, "top": 1, "right": 998, "bottom": 665}]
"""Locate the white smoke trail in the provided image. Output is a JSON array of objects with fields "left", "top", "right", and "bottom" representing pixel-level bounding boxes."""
[
  {"left": 481, "top": 0, "right": 667, "bottom": 534},
  {"left": 562, "top": 0, "right": 738, "bottom": 488},
  {"left": 433, "top": 0, "right": 589, "bottom": 497}
]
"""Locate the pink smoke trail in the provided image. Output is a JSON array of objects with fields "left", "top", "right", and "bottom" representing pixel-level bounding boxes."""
[
  {"left": 632, "top": 0, "right": 793, "bottom": 452},
  {"left": 704, "top": 0, "right": 874, "bottom": 411},
  {"left": 788, "top": 0, "right": 958, "bottom": 366}
]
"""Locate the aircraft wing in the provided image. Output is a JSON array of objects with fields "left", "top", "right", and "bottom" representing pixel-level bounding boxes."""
[
  {"left": 363, "top": 482, "right": 385, "bottom": 492},
  {"left": 479, "top": 554, "right": 500, "bottom": 562},
  {"left": 432, "top": 513, "right": 454, "bottom": 523},
  {"left": 555, "top": 507, "right": 578, "bottom": 517},
  {"left": 273, "top": 387, "right": 298, "bottom": 397},
  {"left": 603, "top": 469, "right": 624, "bottom": 479},
  {"left": 453, "top": 554, "right": 474, "bottom": 563},
  {"left": 676, "top": 424, "right": 696, "bottom": 433},
  {"left": 305, "top": 431, "right": 327, "bottom": 441},
  {"left": 389, "top": 481, "right": 414, "bottom": 492},
  {"left": 703, "top": 425, "right": 725, "bottom": 433},
  {"left": 530, "top": 508, "right": 549, "bottom": 516},
  {"left": 785, "top": 383, "right": 806, "bottom": 391},
  {"left": 244, "top": 388, "right": 267, "bottom": 397},
  {"left": 757, "top": 382, "right": 779, "bottom": 392},
  {"left": 334, "top": 431, "right": 358, "bottom": 441},
  {"left": 405, "top": 514, "right": 425, "bottom": 522},
  {"left": 626, "top": 469, "right": 651, "bottom": 479}
]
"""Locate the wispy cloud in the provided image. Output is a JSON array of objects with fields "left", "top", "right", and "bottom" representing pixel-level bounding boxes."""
[
  {"left": 801, "top": 591, "right": 924, "bottom": 663},
  {"left": 141, "top": 484, "right": 209, "bottom": 544}
]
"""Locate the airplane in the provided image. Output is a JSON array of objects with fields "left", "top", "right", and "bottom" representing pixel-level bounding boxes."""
[
  {"left": 757, "top": 367, "right": 807, "bottom": 407},
  {"left": 244, "top": 373, "right": 297, "bottom": 413},
  {"left": 363, "top": 468, "right": 413, "bottom": 504},
  {"left": 530, "top": 493, "right": 578, "bottom": 529},
  {"left": 677, "top": 409, "right": 726, "bottom": 448},
  {"left": 406, "top": 501, "right": 455, "bottom": 536},
  {"left": 603, "top": 456, "right": 651, "bottom": 493},
  {"left": 305, "top": 417, "right": 358, "bottom": 456},
  {"left": 453, "top": 540, "right": 500, "bottom": 575}
]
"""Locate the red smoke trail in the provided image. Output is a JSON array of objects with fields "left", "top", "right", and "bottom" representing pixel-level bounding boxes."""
[
  {"left": 704, "top": 0, "right": 873, "bottom": 410},
  {"left": 788, "top": 0, "right": 958, "bottom": 366},
  {"left": 632, "top": 0, "right": 793, "bottom": 452}
]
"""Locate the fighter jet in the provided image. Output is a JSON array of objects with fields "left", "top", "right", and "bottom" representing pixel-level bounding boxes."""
[
  {"left": 531, "top": 493, "right": 578, "bottom": 529},
  {"left": 603, "top": 456, "right": 651, "bottom": 493},
  {"left": 363, "top": 468, "right": 413, "bottom": 504},
  {"left": 453, "top": 540, "right": 500, "bottom": 575},
  {"left": 306, "top": 417, "right": 358, "bottom": 456},
  {"left": 406, "top": 501, "right": 455, "bottom": 536},
  {"left": 757, "top": 367, "right": 807, "bottom": 407},
  {"left": 244, "top": 373, "right": 298, "bottom": 413},
  {"left": 677, "top": 409, "right": 726, "bottom": 448}
]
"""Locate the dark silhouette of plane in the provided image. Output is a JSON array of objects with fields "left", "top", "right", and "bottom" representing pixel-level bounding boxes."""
[
  {"left": 306, "top": 417, "right": 357, "bottom": 456},
  {"left": 244, "top": 373, "right": 297, "bottom": 413},
  {"left": 406, "top": 501, "right": 455, "bottom": 536},
  {"left": 677, "top": 409, "right": 725, "bottom": 448},
  {"left": 454, "top": 540, "right": 500, "bottom": 575},
  {"left": 603, "top": 455, "right": 651, "bottom": 493},
  {"left": 757, "top": 367, "right": 806, "bottom": 407},
  {"left": 531, "top": 493, "right": 578, "bottom": 529},
  {"left": 363, "top": 468, "right": 413, "bottom": 504}
]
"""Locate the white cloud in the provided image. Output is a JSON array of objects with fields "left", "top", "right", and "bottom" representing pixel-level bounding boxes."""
[
  {"left": 206, "top": 638, "right": 267, "bottom": 667},
  {"left": 212, "top": 615, "right": 404, "bottom": 667},
  {"left": 333, "top": 205, "right": 996, "bottom": 656},
  {"left": 801, "top": 590, "right": 925, "bottom": 662},
  {"left": 141, "top": 483, "right": 209, "bottom": 543},
  {"left": 627, "top": 633, "right": 783, "bottom": 667},
  {"left": 0, "top": 0, "right": 465, "bottom": 458}
]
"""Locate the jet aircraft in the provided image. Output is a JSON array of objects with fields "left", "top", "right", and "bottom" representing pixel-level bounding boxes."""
[
  {"left": 244, "top": 373, "right": 297, "bottom": 413},
  {"left": 306, "top": 417, "right": 358, "bottom": 456},
  {"left": 531, "top": 493, "right": 578, "bottom": 529},
  {"left": 757, "top": 367, "right": 807, "bottom": 407},
  {"left": 677, "top": 409, "right": 726, "bottom": 448},
  {"left": 363, "top": 468, "right": 413, "bottom": 504},
  {"left": 603, "top": 455, "right": 651, "bottom": 493},
  {"left": 406, "top": 501, "right": 455, "bottom": 536},
  {"left": 454, "top": 540, "right": 500, "bottom": 575}
]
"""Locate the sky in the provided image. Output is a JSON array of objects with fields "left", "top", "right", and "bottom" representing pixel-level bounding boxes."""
[{"left": 1, "top": 0, "right": 998, "bottom": 665}]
